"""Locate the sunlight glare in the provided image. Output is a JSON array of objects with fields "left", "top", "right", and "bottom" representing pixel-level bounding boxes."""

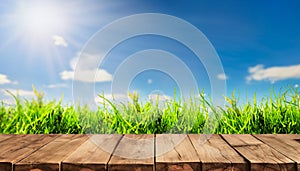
[{"left": 15, "top": 1, "right": 68, "bottom": 37}]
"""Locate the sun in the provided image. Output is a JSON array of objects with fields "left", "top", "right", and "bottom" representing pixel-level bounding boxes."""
[
  {"left": 1, "top": 0, "right": 75, "bottom": 55},
  {"left": 12, "top": 1, "right": 69, "bottom": 37},
  {"left": 18, "top": 3, "right": 66, "bottom": 36},
  {"left": 1, "top": 0, "right": 104, "bottom": 62}
]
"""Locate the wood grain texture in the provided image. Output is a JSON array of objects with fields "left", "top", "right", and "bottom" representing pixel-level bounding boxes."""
[
  {"left": 156, "top": 134, "right": 200, "bottom": 171},
  {"left": 0, "top": 134, "right": 14, "bottom": 143},
  {"left": 108, "top": 134, "right": 154, "bottom": 171},
  {"left": 0, "top": 135, "right": 24, "bottom": 171},
  {"left": 0, "top": 134, "right": 58, "bottom": 171},
  {"left": 14, "top": 134, "right": 88, "bottom": 171},
  {"left": 222, "top": 134, "right": 295, "bottom": 171},
  {"left": 190, "top": 134, "right": 248, "bottom": 171},
  {"left": 254, "top": 134, "right": 300, "bottom": 171},
  {"left": 272, "top": 134, "right": 300, "bottom": 141},
  {"left": 0, "top": 134, "right": 299, "bottom": 171},
  {"left": 62, "top": 134, "right": 122, "bottom": 171}
]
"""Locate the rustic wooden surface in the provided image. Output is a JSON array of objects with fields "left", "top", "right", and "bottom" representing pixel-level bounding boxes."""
[
  {"left": 0, "top": 134, "right": 58, "bottom": 171},
  {"left": 156, "top": 134, "right": 200, "bottom": 171},
  {"left": 62, "top": 134, "right": 122, "bottom": 171},
  {"left": 15, "top": 134, "right": 87, "bottom": 171},
  {"left": 222, "top": 134, "right": 295, "bottom": 171},
  {"left": 190, "top": 134, "right": 247, "bottom": 171},
  {"left": 108, "top": 134, "right": 154, "bottom": 171},
  {"left": 254, "top": 134, "right": 300, "bottom": 171},
  {"left": 0, "top": 134, "right": 299, "bottom": 171}
]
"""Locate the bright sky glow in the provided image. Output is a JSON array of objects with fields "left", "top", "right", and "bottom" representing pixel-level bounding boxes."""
[
  {"left": 15, "top": 2, "right": 67, "bottom": 35},
  {"left": 3, "top": 1, "right": 71, "bottom": 51}
]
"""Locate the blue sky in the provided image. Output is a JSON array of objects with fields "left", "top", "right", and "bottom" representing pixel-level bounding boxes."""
[{"left": 0, "top": 0, "right": 300, "bottom": 106}]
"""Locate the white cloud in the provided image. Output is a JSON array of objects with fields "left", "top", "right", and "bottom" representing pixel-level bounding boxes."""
[
  {"left": 60, "top": 52, "right": 113, "bottom": 83},
  {"left": 147, "top": 79, "right": 153, "bottom": 84},
  {"left": 94, "top": 94, "right": 127, "bottom": 103},
  {"left": 52, "top": 35, "right": 68, "bottom": 47},
  {"left": 217, "top": 73, "right": 228, "bottom": 80},
  {"left": 148, "top": 94, "right": 172, "bottom": 101},
  {"left": 0, "top": 74, "right": 18, "bottom": 85},
  {"left": 2, "top": 89, "right": 35, "bottom": 98},
  {"left": 70, "top": 52, "right": 100, "bottom": 70},
  {"left": 44, "top": 83, "right": 68, "bottom": 89},
  {"left": 1, "top": 89, "right": 35, "bottom": 105},
  {"left": 94, "top": 94, "right": 128, "bottom": 109},
  {"left": 0, "top": 74, "right": 11, "bottom": 84},
  {"left": 60, "top": 69, "right": 112, "bottom": 82},
  {"left": 246, "top": 64, "right": 300, "bottom": 83},
  {"left": 60, "top": 71, "right": 73, "bottom": 80}
]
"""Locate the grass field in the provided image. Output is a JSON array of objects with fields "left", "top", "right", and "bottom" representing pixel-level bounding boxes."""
[{"left": 0, "top": 86, "right": 299, "bottom": 134}]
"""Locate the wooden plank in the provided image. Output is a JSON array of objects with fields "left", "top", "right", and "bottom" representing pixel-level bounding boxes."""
[
  {"left": 222, "top": 134, "right": 263, "bottom": 146},
  {"left": 156, "top": 134, "right": 200, "bottom": 171},
  {"left": 222, "top": 134, "right": 295, "bottom": 171},
  {"left": 108, "top": 134, "right": 154, "bottom": 171},
  {"left": 62, "top": 134, "right": 122, "bottom": 171},
  {"left": 0, "top": 134, "right": 18, "bottom": 171},
  {"left": 0, "top": 134, "right": 57, "bottom": 171},
  {"left": 271, "top": 134, "right": 300, "bottom": 141},
  {"left": 189, "top": 134, "right": 247, "bottom": 171},
  {"left": 15, "top": 134, "right": 88, "bottom": 171},
  {"left": 0, "top": 135, "right": 25, "bottom": 171},
  {"left": 0, "top": 134, "right": 14, "bottom": 143},
  {"left": 254, "top": 134, "right": 300, "bottom": 171}
]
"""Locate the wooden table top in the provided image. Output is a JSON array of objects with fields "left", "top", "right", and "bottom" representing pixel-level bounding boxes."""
[{"left": 0, "top": 134, "right": 299, "bottom": 171}]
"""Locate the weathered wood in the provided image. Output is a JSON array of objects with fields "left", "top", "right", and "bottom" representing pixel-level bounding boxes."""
[
  {"left": 271, "top": 134, "right": 300, "bottom": 141},
  {"left": 0, "top": 134, "right": 299, "bottom": 171},
  {"left": 222, "top": 134, "right": 295, "bottom": 171},
  {"left": 62, "top": 134, "right": 122, "bottom": 171},
  {"left": 0, "top": 134, "right": 57, "bottom": 171},
  {"left": 0, "top": 134, "right": 14, "bottom": 143},
  {"left": 108, "top": 134, "right": 154, "bottom": 171},
  {"left": 156, "top": 134, "right": 200, "bottom": 171},
  {"left": 14, "top": 134, "right": 88, "bottom": 171},
  {"left": 0, "top": 135, "right": 24, "bottom": 171},
  {"left": 254, "top": 134, "right": 300, "bottom": 171},
  {"left": 189, "top": 134, "right": 248, "bottom": 171}
]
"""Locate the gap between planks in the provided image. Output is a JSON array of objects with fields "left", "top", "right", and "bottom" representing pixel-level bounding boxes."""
[
  {"left": 62, "top": 134, "right": 123, "bottom": 171},
  {"left": 0, "top": 134, "right": 299, "bottom": 171},
  {"left": 254, "top": 134, "right": 300, "bottom": 171},
  {"left": 222, "top": 134, "right": 296, "bottom": 171},
  {"left": 107, "top": 134, "right": 154, "bottom": 171}
]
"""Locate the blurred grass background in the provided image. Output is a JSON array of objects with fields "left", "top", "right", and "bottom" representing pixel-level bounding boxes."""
[{"left": 1, "top": 86, "right": 299, "bottom": 134}]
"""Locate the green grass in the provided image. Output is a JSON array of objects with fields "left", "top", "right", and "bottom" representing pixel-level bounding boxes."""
[{"left": 0, "top": 86, "right": 299, "bottom": 134}]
